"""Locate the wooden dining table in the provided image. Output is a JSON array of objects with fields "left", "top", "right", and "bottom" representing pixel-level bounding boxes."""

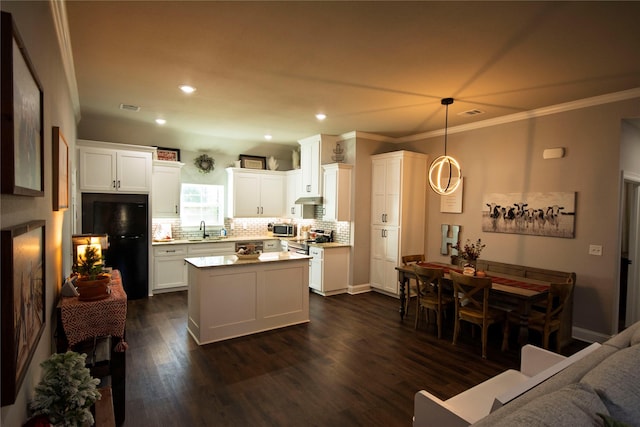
[{"left": 396, "top": 262, "right": 551, "bottom": 345}]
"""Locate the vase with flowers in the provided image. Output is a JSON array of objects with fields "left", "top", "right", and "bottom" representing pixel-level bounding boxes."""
[{"left": 452, "top": 238, "right": 486, "bottom": 275}]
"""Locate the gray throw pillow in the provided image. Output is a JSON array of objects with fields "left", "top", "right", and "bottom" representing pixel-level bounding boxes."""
[
  {"left": 581, "top": 343, "right": 640, "bottom": 426},
  {"left": 488, "top": 382, "right": 608, "bottom": 427}
]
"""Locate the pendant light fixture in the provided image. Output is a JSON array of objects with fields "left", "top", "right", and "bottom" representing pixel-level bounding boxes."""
[{"left": 428, "top": 97, "right": 462, "bottom": 195}]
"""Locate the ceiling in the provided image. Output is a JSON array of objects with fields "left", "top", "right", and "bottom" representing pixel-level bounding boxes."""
[{"left": 65, "top": 1, "right": 640, "bottom": 152}]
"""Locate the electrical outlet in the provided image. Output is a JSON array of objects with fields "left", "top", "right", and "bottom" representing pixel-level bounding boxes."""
[{"left": 589, "top": 244, "right": 603, "bottom": 256}]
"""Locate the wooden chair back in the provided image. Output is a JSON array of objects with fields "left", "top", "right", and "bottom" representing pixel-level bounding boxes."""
[
  {"left": 450, "top": 271, "right": 492, "bottom": 315},
  {"left": 413, "top": 265, "right": 444, "bottom": 299},
  {"left": 402, "top": 254, "right": 425, "bottom": 266},
  {"left": 544, "top": 281, "right": 575, "bottom": 324}
]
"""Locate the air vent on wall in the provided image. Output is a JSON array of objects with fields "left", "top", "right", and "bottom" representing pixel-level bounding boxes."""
[
  {"left": 458, "top": 109, "right": 484, "bottom": 116},
  {"left": 119, "top": 103, "right": 141, "bottom": 112}
]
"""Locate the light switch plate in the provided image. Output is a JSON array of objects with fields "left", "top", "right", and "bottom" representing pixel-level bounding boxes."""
[{"left": 589, "top": 244, "right": 603, "bottom": 256}]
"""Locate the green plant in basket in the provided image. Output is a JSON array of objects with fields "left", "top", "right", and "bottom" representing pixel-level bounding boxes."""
[{"left": 74, "top": 240, "right": 104, "bottom": 280}]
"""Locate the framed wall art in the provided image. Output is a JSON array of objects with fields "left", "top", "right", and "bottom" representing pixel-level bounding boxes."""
[
  {"left": 482, "top": 192, "right": 576, "bottom": 238},
  {"left": 0, "top": 12, "right": 44, "bottom": 196},
  {"left": 239, "top": 154, "right": 266, "bottom": 170},
  {"left": 52, "top": 126, "right": 69, "bottom": 211},
  {"left": 1, "top": 220, "right": 46, "bottom": 406},
  {"left": 156, "top": 146, "right": 181, "bottom": 162}
]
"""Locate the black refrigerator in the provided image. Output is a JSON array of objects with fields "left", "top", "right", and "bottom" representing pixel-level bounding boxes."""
[{"left": 82, "top": 193, "right": 149, "bottom": 299}]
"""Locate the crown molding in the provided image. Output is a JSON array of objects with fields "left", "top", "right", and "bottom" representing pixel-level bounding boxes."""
[
  {"left": 50, "top": 0, "right": 81, "bottom": 122},
  {"left": 398, "top": 87, "right": 640, "bottom": 143},
  {"left": 338, "top": 130, "right": 396, "bottom": 142}
]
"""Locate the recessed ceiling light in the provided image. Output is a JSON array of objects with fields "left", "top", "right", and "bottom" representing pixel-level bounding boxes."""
[
  {"left": 264, "top": 134, "right": 273, "bottom": 140},
  {"left": 315, "top": 113, "right": 327, "bottom": 121},
  {"left": 179, "top": 85, "right": 196, "bottom": 94},
  {"left": 155, "top": 118, "right": 166, "bottom": 125}
]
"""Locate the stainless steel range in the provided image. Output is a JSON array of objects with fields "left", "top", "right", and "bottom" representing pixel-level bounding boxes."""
[{"left": 283, "top": 230, "right": 333, "bottom": 255}]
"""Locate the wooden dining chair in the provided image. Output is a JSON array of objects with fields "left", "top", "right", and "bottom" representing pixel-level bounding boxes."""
[
  {"left": 506, "top": 280, "right": 575, "bottom": 352},
  {"left": 450, "top": 271, "right": 508, "bottom": 359},
  {"left": 413, "top": 265, "right": 452, "bottom": 338},
  {"left": 401, "top": 254, "right": 425, "bottom": 316}
]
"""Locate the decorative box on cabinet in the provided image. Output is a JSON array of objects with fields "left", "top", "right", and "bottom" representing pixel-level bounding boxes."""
[
  {"left": 369, "top": 151, "right": 428, "bottom": 295},
  {"left": 226, "top": 168, "right": 285, "bottom": 218},
  {"left": 78, "top": 140, "right": 154, "bottom": 193},
  {"left": 152, "top": 160, "right": 184, "bottom": 218},
  {"left": 322, "top": 163, "right": 352, "bottom": 222}
]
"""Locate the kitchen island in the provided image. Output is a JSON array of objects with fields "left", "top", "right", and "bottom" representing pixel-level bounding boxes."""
[{"left": 185, "top": 252, "right": 311, "bottom": 345}]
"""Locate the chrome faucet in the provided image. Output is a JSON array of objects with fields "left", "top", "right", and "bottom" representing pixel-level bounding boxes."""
[{"left": 199, "top": 220, "right": 209, "bottom": 239}]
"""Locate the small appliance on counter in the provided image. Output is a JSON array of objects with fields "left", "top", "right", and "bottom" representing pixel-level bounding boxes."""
[{"left": 272, "top": 223, "right": 296, "bottom": 237}]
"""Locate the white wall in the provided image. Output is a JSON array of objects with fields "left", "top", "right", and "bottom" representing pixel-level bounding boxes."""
[
  {"left": 0, "top": 1, "right": 77, "bottom": 424},
  {"left": 401, "top": 98, "right": 640, "bottom": 338}
]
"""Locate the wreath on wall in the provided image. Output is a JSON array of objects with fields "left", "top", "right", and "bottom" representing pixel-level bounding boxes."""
[{"left": 194, "top": 154, "right": 215, "bottom": 174}]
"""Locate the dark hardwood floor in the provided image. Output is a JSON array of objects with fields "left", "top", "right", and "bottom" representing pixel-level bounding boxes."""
[{"left": 123, "top": 290, "right": 585, "bottom": 426}]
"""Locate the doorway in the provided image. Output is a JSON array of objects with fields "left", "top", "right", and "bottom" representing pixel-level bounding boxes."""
[{"left": 620, "top": 176, "right": 640, "bottom": 331}]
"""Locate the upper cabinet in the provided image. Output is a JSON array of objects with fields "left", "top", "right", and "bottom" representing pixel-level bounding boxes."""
[
  {"left": 152, "top": 160, "right": 184, "bottom": 218},
  {"left": 298, "top": 134, "right": 339, "bottom": 197},
  {"left": 226, "top": 168, "right": 285, "bottom": 218},
  {"left": 322, "top": 163, "right": 353, "bottom": 222},
  {"left": 78, "top": 140, "right": 154, "bottom": 193},
  {"left": 285, "top": 169, "right": 314, "bottom": 219}
]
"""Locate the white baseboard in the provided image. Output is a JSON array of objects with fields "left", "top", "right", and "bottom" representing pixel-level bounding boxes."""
[
  {"left": 572, "top": 326, "right": 611, "bottom": 344},
  {"left": 348, "top": 283, "right": 371, "bottom": 295}
]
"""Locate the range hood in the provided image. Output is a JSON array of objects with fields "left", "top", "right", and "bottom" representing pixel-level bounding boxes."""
[{"left": 295, "top": 196, "right": 323, "bottom": 205}]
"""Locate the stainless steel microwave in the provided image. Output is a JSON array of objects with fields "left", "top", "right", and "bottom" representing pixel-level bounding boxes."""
[{"left": 273, "top": 223, "right": 296, "bottom": 237}]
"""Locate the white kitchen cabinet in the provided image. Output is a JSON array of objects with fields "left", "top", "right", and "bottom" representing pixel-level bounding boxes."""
[
  {"left": 369, "top": 151, "right": 428, "bottom": 295},
  {"left": 309, "top": 245, "right": 350, "bottom": 296},
  {"left": 152, "top": 160, "right": 184, "bottom": 218},
  {"left": 187, "top": 242, "right": 235, "bottom": 256},
  {"left": 284, "top": 170, "right": 314, "bottom": 219},
  {"left": 226, "top": 168, "right": 285, "bottom": 218},
  {"left": 78, "top": 140, "right": 154, "bottom": 193},
  {"left": 322, "top": 163, "right": 352, "bottom": 222},
  {"left": 153, "top": 244, "right": 188, "bottom": 293},
  {"left": 298, "top": 134, "right": 340, "bottom": 197}
]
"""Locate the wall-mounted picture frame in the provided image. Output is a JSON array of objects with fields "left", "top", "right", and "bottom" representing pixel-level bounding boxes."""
[
  {"left": 482, "top": 191, "right": 576, "bottom": 238},
  {"left": 0, "top": 12, "right": 44, "bottom": 197},
  {"left": 52, "top": 126, "right": 69, "bottom": 211},
  {"left": 156, "top": 146, "right": 181, "bottom": 162},
  {"left": 239, "top": 154, "right": 266, "bottom": 170},
  {"left": 1, "top": 220, "right": 46, "bottom": 406}
]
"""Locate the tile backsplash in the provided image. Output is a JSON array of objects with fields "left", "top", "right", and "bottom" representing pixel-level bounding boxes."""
[{"left": 152, "top": 216, "right": 351, "bottom": 244}]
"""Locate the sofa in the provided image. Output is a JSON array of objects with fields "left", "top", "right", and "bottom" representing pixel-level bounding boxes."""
[{"left": 414, "top": 320, "right": 640, "bottom": 426}]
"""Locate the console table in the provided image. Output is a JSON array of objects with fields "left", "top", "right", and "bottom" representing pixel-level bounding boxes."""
[{"left": 56, "top": 270, "right": 127, "bottom": 426}]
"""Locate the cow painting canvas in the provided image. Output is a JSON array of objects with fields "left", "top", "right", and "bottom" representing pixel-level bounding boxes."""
[{"left": 482, "top": 192, "right": 576, "bottom": 238}]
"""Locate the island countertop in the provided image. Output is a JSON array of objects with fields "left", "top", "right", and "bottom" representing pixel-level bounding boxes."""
[{"left": 185, "top": 251, "right": 310, "bottom": 268}]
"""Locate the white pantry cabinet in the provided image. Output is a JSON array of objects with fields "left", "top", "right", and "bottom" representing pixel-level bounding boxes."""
[
  {"left": 322, "top": 163, "right": 352, "bottom": 222},
  {"left": 152, "top": 160, "right": 184, "bottom": 218},
  {"left": 226, "top": 168, "right": 284, "bottom": 218},
  {"left": 78, "top": 140, "right": 154, "bottom": 193},
  {"left": 369, "top": 151, "right": 428, "bottom": 295}
]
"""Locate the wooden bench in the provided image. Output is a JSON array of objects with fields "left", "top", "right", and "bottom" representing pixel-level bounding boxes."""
[{"left": 475, "top": 260, "right": 576, "bottom": 349}]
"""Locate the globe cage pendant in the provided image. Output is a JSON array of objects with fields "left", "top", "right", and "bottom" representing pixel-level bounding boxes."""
[{"left": 428, "top": 98, "right": 462, "bottom": 195}]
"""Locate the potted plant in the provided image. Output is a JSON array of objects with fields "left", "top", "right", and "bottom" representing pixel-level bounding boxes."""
[
  {"left": 73, "top": 240, "right": 110, "bottom": 301},
  {"left": 29, "top": 351, "right": 101, "bottom": 427}
]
